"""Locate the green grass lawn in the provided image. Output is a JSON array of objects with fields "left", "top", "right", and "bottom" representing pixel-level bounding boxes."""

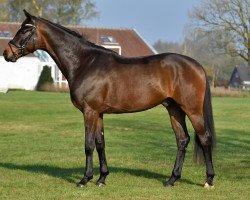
[{"left": 0, "top": 91, "right": 249, "bottom": 200}]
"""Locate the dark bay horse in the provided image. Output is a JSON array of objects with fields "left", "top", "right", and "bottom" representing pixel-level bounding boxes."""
[{"left": 3, "top": 10, "right": 215, "bottom": 188}]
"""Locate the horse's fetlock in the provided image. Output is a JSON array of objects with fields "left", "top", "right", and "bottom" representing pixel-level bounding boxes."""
[
  {"left": 172, "top": 171, "right": 181, "bottom": 179},
  {"left": 206, "top": 172, "right": 215, "bottom": 179},
  {"left": 101, "top": 170, "right": 109, "bottom": 176}
]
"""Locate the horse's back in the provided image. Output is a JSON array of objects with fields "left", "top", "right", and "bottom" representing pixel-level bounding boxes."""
[
  {"left": 100, "top": 53, "right": 206, "bottom": 113},
  {"left": 112, "top": 52, "right": 206, "bottom": 100}
]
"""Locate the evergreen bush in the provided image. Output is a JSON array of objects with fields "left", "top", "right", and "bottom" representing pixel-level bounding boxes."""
[{"left": 36, "top": 65, "right": 54, "bottom": 91}]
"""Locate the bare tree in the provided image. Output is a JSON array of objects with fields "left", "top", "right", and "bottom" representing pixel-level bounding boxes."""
[
  {"left": 185, "top": 27, "right": 245, "bottom": 82},
  {"left": 0, "top": 0, "right": 99, "bottom": 25},
  {"left": 153, "top": 40, "right": 184, "bottom": 54},
  {"left": 190, "top": 0, "right": 250, "bottom": 67},
  {"left": 47, "top": 0, "right": 99, "bottom": 25}
]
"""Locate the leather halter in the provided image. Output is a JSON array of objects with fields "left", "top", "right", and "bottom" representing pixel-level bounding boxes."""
[{"left": 8, "top": 23, "right": 36, "bottom": 59}]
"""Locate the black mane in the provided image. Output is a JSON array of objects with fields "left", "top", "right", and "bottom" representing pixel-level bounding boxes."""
[
  {"left": 38, "top": 17, "right": 84, "bottom": 39},
  {"left": 38, "top": 17, "right": 117, "bottom": 54}
]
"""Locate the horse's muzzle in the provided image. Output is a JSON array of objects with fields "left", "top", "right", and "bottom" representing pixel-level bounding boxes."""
[{"left": 3, "top": 50, "right": 16, "bottom": 62}]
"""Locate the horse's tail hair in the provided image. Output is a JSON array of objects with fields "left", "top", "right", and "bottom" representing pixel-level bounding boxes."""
[{"left": 193, "top": 76, "right": 216, "bottom": 164}]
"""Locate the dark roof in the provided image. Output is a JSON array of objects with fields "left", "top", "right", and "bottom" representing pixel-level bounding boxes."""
[
  {"left": 70, "top": 26, "right": 155, "bottom": 57},
  {"left": 236, "top": 66, "right": 250, "bottom": 82},
  {"left": 0, "top": 22, "right": 155, "bottom": 57},
  {"left": 0, "top": 39, "right": 9, "bottom": 55},
  {"left": 0, "top": 38, "right": 36, "bottom": 57},
  {"left": 0, "top": 22, "right": 20, "bottom": 37}
]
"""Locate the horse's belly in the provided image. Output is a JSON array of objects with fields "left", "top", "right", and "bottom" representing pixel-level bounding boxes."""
[{"left": 104, "top": 86, "right": 166, "bottom": 113}]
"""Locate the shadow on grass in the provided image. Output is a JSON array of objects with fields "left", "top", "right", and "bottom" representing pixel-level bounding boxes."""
[{"left": 0, "top": 162, "right": 201, "bottom": 186}]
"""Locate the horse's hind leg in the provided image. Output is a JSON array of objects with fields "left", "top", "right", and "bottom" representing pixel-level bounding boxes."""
[
  {"left": 164, "top": 101, "right": 190, "bottom": 187},
  {"left": 188, "top": 114, "right": 215, "bottom": 188}
]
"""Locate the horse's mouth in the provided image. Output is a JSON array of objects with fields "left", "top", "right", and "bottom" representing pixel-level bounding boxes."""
[
  {"left": 3, "top": 51, "right": 17, "bottom": 62},
  {"left": 4, "top": 56, "right": 17, "bottom": 62}
]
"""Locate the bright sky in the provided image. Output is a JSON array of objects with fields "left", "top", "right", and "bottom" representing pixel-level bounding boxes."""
[{"left": 86, "top": 0, "right": 200, "bottom": 45}]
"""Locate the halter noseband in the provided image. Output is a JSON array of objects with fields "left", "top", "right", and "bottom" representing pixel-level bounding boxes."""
[{"left": 8, "top": 23, "right": 37, "bottom": 59}]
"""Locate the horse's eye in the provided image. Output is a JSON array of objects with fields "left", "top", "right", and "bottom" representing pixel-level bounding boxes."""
[{"left": 21, "top": 28, "right": 30, "bottom": 34}]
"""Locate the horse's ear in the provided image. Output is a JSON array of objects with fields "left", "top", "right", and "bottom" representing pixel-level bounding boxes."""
[{"left": 23, "top": 10, "right": 33, "bottom": 19}]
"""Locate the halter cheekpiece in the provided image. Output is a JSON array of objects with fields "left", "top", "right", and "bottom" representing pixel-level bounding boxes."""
[{"left": 8, "top": 23, "right": 37, "bottom": 59}]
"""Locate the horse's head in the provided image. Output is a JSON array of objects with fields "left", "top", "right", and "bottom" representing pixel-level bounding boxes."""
[{"left": 3, "top": 10, "right": 38, "bottom": 62}]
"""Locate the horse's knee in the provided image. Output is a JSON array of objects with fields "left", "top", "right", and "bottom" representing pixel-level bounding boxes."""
[
  {"left": 85, "top": 141, "right": 95, "bottom": 154},
  {"left": 96, "top": 141, "right": 105, "bottom": 152},
  {"left": 95, "top": 132, "right": 105, "bottom": 151}
]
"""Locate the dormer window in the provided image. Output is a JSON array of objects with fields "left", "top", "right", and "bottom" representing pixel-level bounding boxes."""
[
  {"left": 100, "top": 36, "right": 121, "bottom": 55},
  {"left": 100, "top": 36, "right": 118, "bottom": 44}
]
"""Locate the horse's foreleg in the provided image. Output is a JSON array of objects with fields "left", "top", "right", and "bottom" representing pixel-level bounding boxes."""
[
  {"left": 95, "top": 114, "right": 109, "bottom": 186},
  {"left": 77, "top": 109, "right": 99, "bottom": 187},
  {"left": 165, "top": 104, "right": 190, "bottom": 187}
]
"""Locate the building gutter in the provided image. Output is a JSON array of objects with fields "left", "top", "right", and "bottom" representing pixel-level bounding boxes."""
[{"left": 133, "top": 28, "right": 158, "bottom": 54}]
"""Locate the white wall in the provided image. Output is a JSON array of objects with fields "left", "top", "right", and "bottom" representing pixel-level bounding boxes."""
[{"left": 0, "top": 56, "right": 41, "bottom": 91}]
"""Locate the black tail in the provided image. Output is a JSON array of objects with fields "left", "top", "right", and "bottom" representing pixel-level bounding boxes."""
[{"left": 193, "top": 77, "right": 216, "bottom": 164}]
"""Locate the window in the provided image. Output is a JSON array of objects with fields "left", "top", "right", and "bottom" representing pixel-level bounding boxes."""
[
  {"left": 0, "top": 31, "right": 13, "bottom": 38},
  {"left": 100, "top": 36, "right": 117, "bottom": 44}
]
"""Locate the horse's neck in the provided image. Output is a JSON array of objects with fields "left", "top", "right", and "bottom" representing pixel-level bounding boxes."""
[{"left": 40, "top": 24, "right": 84, "bottom": 81}]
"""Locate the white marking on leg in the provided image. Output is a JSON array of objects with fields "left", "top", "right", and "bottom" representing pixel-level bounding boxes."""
[{"left": 204, "top": 182, "right": 214, "bottom": 189}]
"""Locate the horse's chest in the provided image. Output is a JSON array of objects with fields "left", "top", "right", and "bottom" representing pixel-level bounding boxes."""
[{"left": 69, "top": 81, "right": 105, "bottom": 112}]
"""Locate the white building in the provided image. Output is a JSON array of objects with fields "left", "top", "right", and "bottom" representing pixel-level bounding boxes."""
[{"left": 0, "top": 56, "right": 41, "bottom": 92}]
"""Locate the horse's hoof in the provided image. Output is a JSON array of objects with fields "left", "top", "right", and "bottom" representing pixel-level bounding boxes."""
[
  {"left": 204, "top": 182, "right": 214, "bottom": 189},
  {"left": 96, "top": 182, "right": 106, "bottom": 187},
  {"left": 77, "top": 183, "right": 86, "bottom": 188},
  {"left": 77, "top": 176, "right": 93, "bottom": 187},
  {"left": 77, "top": 180, "right": 88, "bottom": 187},
  {"left": 164, "top": 182, "right": 174, "bottom": 188},
  {"left": 165, "top": 184, "right": 173, "bottom": 188}
]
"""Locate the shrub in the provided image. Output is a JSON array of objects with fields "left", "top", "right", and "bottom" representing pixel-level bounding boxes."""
[
  {"left": 36, "top": 65, "right": 54, "bottom": 91},
  {"left": 40, "top": 83, "right": 69, "bottom": 93},
  {"left": 211, "top": 87, "right": 249, "bottom": 97}
]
